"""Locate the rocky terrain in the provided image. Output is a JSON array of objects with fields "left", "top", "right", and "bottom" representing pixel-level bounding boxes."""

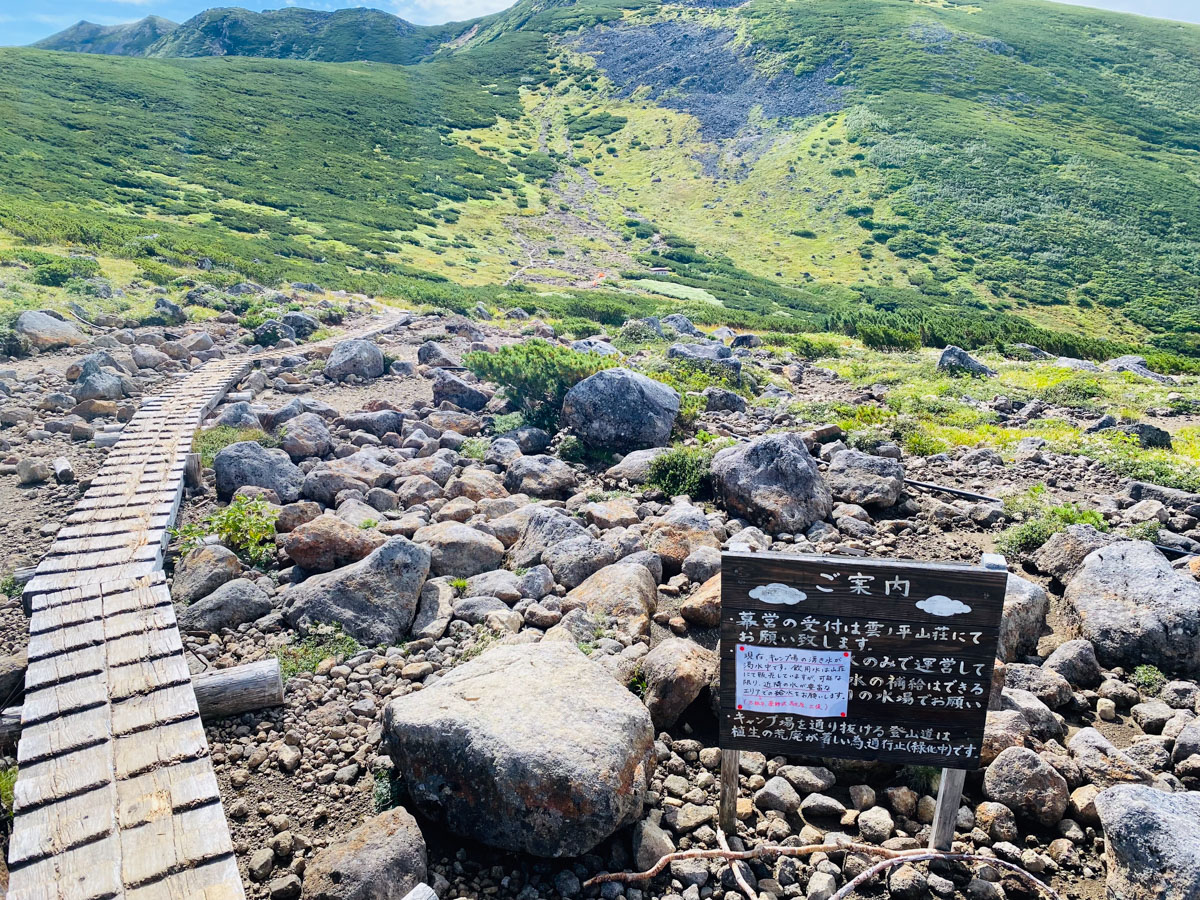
[{"left": 0, "top": 298, "right": 1199, "bottom": 900}]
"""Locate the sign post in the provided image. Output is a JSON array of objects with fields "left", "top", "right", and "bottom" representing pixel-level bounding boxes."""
[{"left": 717, "top": 551, "right": 1007, "bottom": 845}]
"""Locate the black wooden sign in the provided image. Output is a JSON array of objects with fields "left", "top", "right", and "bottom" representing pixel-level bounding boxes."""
[{"left": 719, "top": 552, "right": 1007, "bottom": 768}]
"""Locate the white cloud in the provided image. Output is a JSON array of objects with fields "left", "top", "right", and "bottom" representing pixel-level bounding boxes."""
[
  {"left": 915, "top": 595, "right": 973, "bottom": 617},
  {"left": 749, "top": 583, "right": 807, "bottom": 606}
]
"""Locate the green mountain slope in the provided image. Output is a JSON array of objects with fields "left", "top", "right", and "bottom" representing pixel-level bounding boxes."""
[
  {"left": 8, "top": 0, "right": 1200, "bottom": 364},
  {"left": 145, "top": 7, "right": 464, "bottom": 65},
  {"left": 33, "top": 16, "right": 178, "bottom": 55}
]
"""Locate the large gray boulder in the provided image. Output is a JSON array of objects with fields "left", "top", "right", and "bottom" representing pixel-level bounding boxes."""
[
  {"left": 280, "top": 413, "right": 333, "bottom": 462},
  {"left": 213, "top": 441, "right": 305, "bottom": 503},
  {"left": 325, "top": 339, "right": 384, "bottom": 381},
  {"left": 383, "top": 643, "right": 655, "bottom": 857},
  {"left": 997, "top": 574, "right": 1048, "bottom": 662},
  {"left": 431, "top": 369, "right": 488, "bottom": 411},
  {"left": 281, "top": 538, "right": 431, "bottom": 645},
  {"left": 1063, "top": 541, "right": 1200, "bottom": 676},
  {"left": 711, "top": 434, "right": 832, "bottom": 533},
  {"left": 826, "top": 449, "right": 904, "bottom": 508},
  {"left": 212, "top": 402, "right": 261, "bottom": 430},
  {"left": 983, "top": 747, "right": 1068, "bottom": 827},
  {"left": 507, "top": 506, "right": 590, "bottom": 568},
  {"left": 413, "top": 521, "right": 505, "bottom": 578},
  {"left": 1104, "top": 354, "right": 1174, "bottom": 386},
  {"left": 1031, "top": 524, "right": 1119, "bottom": 580},
  {"left": 177, "top": 579, "right": 272, "bottom": 633},
  {"left": 667, "top": 342, "right": 741, "bottom": 378},
  {"left": 639, "top": 638, "right": 718, "bottom": 729},
  {"left": 1094, "top": 785, "right": 1200, "bottom": 900},
  {"left": 302, "top": 807, "right": 426, "bottom": 900},
  {"left": 15, "top": 310, "right": 86, "bottom": 351},
  {"left": 938, "top": 345, "right": 995, "bottom": 377},
  {"left": 504, "top": 454, "right": 577, "bottom": 498},
  {"left": 561, "top": 368, "right": 679, "bottom": 454}
]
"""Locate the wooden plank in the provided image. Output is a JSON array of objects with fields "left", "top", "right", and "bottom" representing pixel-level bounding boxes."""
[
  {"left": 6, "top": 830, "right": 124, "bottom": 900},
  {"left": 7, "top": 784, "right": 116, "bottom": 865}
]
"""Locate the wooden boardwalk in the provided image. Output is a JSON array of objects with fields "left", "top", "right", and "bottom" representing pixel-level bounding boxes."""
[{"left": 8, "top": 314, "right": 402, "bottom": 899}]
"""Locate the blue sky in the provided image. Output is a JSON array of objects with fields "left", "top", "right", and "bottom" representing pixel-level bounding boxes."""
[{"left": 1, "top": 0, "right": 1197, "bottom": 47}]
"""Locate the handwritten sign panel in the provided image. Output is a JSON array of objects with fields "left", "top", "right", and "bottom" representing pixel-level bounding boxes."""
[{"left": 719, "top": 552, "right": 1007, "bottom": 768}]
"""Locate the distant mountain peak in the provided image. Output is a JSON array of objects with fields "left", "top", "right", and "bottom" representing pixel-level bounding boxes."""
[{"left": 33, "top": 15, "right": 179, "bottom": 56}]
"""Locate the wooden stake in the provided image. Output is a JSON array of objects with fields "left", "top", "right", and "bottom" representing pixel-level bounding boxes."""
[
  {"left": 928, "top": 767, "right": 966, "bottom": 852},
  {"left": 719, "top": 748, "right": 740, "bottom": 834}
]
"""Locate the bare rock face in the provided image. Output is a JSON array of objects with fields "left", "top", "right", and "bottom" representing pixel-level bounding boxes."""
[
  {"left": 383, "top": 643, "right": 655, "bottom": 857},
  {"left": 301, "top": 807, "right": 427, "bottom": 900},
  {"left": 1063, "top": 542, "right": 1200, "bottom": 677},
  {"left": 281, "top": 537, "right": 431, "bottom": 645},
  {"left": 561, "top": 367, "right": 679, "bottom": 453},
  {"left": 1094, "top": 785, "right": 1200, "bottom": 900},
  {"left": 711, "top": 434, "right": 832, "bottom": 534}
]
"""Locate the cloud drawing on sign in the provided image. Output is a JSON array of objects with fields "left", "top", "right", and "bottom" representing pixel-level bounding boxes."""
[
  {"left": 916, "top": 595, "right": 972, "bottom": 617},
  {"left": 749, "top": 583, "right": 807, "bottom": 605}
]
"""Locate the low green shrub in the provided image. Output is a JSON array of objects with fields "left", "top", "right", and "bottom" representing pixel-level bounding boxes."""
[
  {"left": 274, "top": 627, "right": 361, "bottom": 680},
  {"left": 192, "top": 426, "right": 279, "bottom": 468},
  {"left": 464, "top": 339, "right": 616, "bottom": 429},
  {"left": 648, "top": 445, "right": 717, "bottom": 499},
  {"left": 170, "top": 495, "right": 279, "bottom": 569},
  {"left": 996, "top": 495, "right": 1107, "bottom": 558},
  {"left": 1131, "top": 664, "right": 1166, "bottom": 696}
]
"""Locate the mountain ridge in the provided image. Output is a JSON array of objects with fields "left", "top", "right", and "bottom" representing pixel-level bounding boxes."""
[{"left": 33, "top": 15, "right": 179, "bottom": 55}]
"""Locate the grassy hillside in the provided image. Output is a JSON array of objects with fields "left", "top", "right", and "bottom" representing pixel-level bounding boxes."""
[{"left": 6, "top": 0, "right": 1200, "bottom": 365}]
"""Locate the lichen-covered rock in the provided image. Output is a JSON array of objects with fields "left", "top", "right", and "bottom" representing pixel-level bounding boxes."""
[
  {"left": 564, "top": 563, "right": 658, "bottom": 637},
  {"left": 645, "top": 504, "right": 721, "bottom": 575},
  {"left": 15, "top": 310, "right": 86, "bottom": 351},
  {"left": 383, "top": 643, "right": 655, "bottom": 857},
  {"left": 504, "top": 455, "right": 577, "bottom": 498},
  {"left": 711, "top": 434, "right": 832, "bottom": 533},
  {"left": 279, "top": 413, "right": 333, "bottom": 462},
  {"left": 997, "top": 574, "right": 1048, "bottom": 662},
  {"left": 282, "top": 537, "right": 431, "bottom": 645},
  {"left": 413, "top": 521, "right": 505, "bottom": 578},
  {"left": 1063, "top": 541, "right": 1200, "bottom": 676},
  {"left": 561, "top": 368, "right": 679, "bottom": 453}
]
